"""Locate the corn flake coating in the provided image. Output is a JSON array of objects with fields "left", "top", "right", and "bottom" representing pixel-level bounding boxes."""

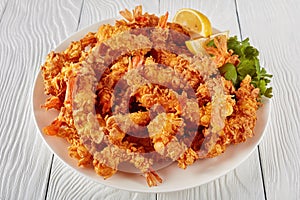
[{"left": 40, "top": 5, "right": 260, "bottom": 187}]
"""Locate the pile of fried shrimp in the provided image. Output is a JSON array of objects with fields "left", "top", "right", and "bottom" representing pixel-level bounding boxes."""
[{"left": 40, "top": 6, "right": 260, "bottom": 187}]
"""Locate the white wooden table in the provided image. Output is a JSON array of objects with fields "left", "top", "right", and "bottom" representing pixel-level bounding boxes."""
[{"left": 1, "top": 0, "right": 299, "bottom": 199}]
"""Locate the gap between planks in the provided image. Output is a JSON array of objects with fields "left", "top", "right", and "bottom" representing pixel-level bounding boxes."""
[
  {"left": 234, "top": 0, "right": 267, "bottom": 199},
  {"left": 0, "top": 0, "right": 9, "bottom": 24},
  {"left": 258, "top": 146, "right": 268, "bottom": 200},
  {"left": 77, "top": 0, "right": 85, "bottom": 30},
  {"left": 44, "top": 1, "right": 86, "bottom": 199},
  {"left": 234, "top": 0, "right": 242, "bottom": 40},
  {"left": 44, "top": 155, "right": 54, "bottom": 200}
]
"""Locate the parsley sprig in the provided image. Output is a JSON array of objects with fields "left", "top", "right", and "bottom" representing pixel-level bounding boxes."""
[{"left": 223, "top": 36, "right": 273, "bottom": 98}]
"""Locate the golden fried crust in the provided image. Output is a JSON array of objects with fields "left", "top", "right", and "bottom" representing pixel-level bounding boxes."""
[
  {"left": 40, "top": 5, "right": 261, "bottom": 187},
  {"left": 129, "top": 112, "right": 151, "bottom": 126},
  {"left": 204, "top": 75, "right": 259, "bottom": 158},
  {"left": 224, "top": 75, "right": 259, "bottom": 144},
  {"left": 205, "top": 35, "right": 239, "bottom": 68},
  {"left": 167, "top": 22, "right": 191, "bottom": 45}
]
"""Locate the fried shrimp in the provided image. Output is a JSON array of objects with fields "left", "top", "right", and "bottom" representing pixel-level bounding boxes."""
[
  {"left": 40, "top": 5, "right": 262, "bottom": 187},
  {"left": 204, "top": 35, "right": 239, "bottom": 67}
]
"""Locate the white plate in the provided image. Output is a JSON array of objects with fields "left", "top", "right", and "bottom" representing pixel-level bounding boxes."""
[{"left": 32, "top": 18, "right": 271, "bottom": 193}]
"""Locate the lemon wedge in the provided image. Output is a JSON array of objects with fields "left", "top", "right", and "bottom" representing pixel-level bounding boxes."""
[
  {"left": 173, "top": 8, "right": 212, "bottom": 37},
  {"left": 185, "top": 31, "right": 229, "bottom": 55}
]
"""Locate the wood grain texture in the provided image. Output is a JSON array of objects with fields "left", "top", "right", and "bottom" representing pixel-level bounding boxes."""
[
  {"left": 160, "top": 0, "right": 240, "bottom": 35},
  {"left": 0, "top": 0, "right": 8, "bottom": 21},
  {"left": 0, "top": 0, "right": 83, "bottom": 199},
  {"left": 158, "top": 0, "right": 265, "bottom": 199},
  {"left": 78, "top": 0, "right": 159, "bottom": 29},
  {"left": 237, "top": 0, "right": 300, "bottom": 199},
  {"left": 46, "top": 157, "right": 155, "bottom": 200},
  {"left": 157, "top": 152, "right": 264, "bottom": 200},
  {"left": 45, "top": 1, "right": 157, "bottom": 200},
  {"left": 1, "top": 0, "right": 299, "bottom": 199}
]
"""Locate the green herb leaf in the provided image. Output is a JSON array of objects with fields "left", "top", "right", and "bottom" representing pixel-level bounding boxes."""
[
  {"left": 244, "top": 46, "right": 259, "bottom": 59},
  {"left": 237, "top": 59, "right": 256, "bottom": 77},
  {"left": 227, "top": 36, "right": 273, "bottom": 98},
  {"left": 219, "top": 63, "right": 237, "bottom": 85},
  {"left": 206, "top": 39, "right": 215, "bottom": 47},
  {"left": 264, "top": 87, "right": 273, "bottom": 98}
]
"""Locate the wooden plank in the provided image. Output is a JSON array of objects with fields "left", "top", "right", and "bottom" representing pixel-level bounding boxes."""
[
  {"left": 0, "top": 0, "right": 8, "bottom": 21},
  {"left": 45, "top": 1, "right": 158, "bottom": 199},
  {"left": 78, "top": 0, "right": 159, "bottom": 29},
  {"left": 160, "top": 0, "right": 240, "bottom": 35},
  {"left": 47, "top": 158, "right": 154, "bottom": 199},
  {"left": 158, "top": 0, "right": 266, "bottom": 199},
  {"left": 0, "top": 0, "right": 83, "bottom": 199},
  {"left": 156, "top": 152, "right": 265, "bottom": 200},
  {"left": 157, "top": 152, "right": 264, "bottom": 200},
  {"left": 236, "top": 0, "right": 300, "bottom": 199}
]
